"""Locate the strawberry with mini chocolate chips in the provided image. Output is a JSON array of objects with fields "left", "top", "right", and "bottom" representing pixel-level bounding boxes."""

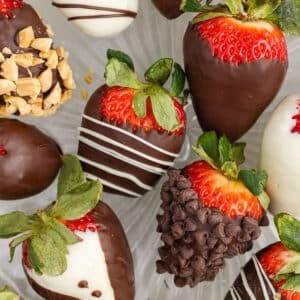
[
  {"left": 183, "top": 0, "right": 300, "bottom": 141},
  {"left": 156, "top": 131, "right": 269, "bottom": 287},
  {"left": 78, "top": 49, "right": 187, "bottom": 198},
  {"left": 0, "top": 155, "right": 135, "bottom": 300},
  {"left": 225, "top": 214, "right": 300, "bottom": 300}
]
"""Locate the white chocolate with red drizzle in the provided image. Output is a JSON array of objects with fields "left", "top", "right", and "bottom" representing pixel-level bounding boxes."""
[
  {"left": 51, "top": 0, "right": 138, "bottom": 37},
  {"left": 260, "top": 94, "right": 300, "bottom": 216}
]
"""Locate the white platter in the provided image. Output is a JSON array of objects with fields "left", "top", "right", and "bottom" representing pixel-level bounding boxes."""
[{"left": 0, "top": 0, "right": 300, "bottom": 299}]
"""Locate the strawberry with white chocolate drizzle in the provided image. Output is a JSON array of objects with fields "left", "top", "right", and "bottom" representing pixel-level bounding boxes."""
[{"left": 0, "top": 155, "right": 135, "bottom": 300}]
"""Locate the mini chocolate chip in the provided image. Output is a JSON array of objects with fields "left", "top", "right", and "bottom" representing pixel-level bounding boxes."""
[
  {"left": 184, "top": 217, "right": 198, "bottom": 232},
  {"left": 213, "top": 223, "right": 226, "bottom": 238},
  {"left": 194, "top": 230, "right": 209, "bottom": 246},
  {"left": 250, "top": 226, "right": 261, "bottom": 240},
  {"left": 259, "top": 214, "right": 269, "bottom": 226},
  {"left": 179, "top": 268, "right": 193, "bottom": 278},
  {"left": 158, "top": 212, "right": 171, "bottom": 233},
  {"left": 161, "top": 191, "right": 172, "bottom": 204},
  {"left": 78, "top": 280, "right": 88, "bottom": 288},
  {"left": 225, "top": 223, "right": 241, "bottom": 237},
  {"left": 212, "top": 258, "right": 225, "bottom": 268},
  {"left": 91, "top": 290, "right": 102, "bottom": 298},
  {"left": 207, "top": 237, "right": 218, "bottom": 249},
  {"left": 197, "top": 207, "right": 211, "bottom": 224},
  {"left": 172, "top": 205, "right": 187, "bottom": 221},
  {"left": 178, "top": 189, "right": 198, "bottom": 203},
  {"left": 161, "top": 233, "right": 174, "bottom": 246},
  {"left": 168, "top": 168, "right": 181, "bottom": 186},
  {"left": 171, "top": 245, "right": 179, "bottom": 255},
  {"left": 182, "top": 232, "right": 193, "bottom": 244},
  {"left": 161, "top": 181, "right": 171, "bottom": 192},
  {"left": 237, "top": 231, "right": 252, "bottom": 242},
  {"left": 174, "top": 276, "right": 187, "bottom": 287},
  {"left": 199, "top": 246, "right": 209, "bottom": 259},
  {"left": 208, "top": 212, "right": 224, "bottom": 225},
  {"left": 156, "top": 260, "right": 168, "bottom": 274},
  {"left": 169, "top": 261, "right": 179, "bottom": 275},
  {"left": 171, "top": 222, "right": 185, "bottom": 239},
  {"left": 178, "top": 255, "right": 188, "bottom": 268},
  {"left": 191, "top": 256, "right": 206, "bottom": 272},
  {"left": 220, "top": 236, "right": 232, "bottom": 245},
  {"left": 176, "top": 176, "right": 192, "bottom": 189},
  {"left": 210, "top": 252, "right": 224, "bottom": 262},
  {"left": 214, "top": 242, "right": 227, "bottom": 254},
  {"left": 179, "top": 245, "right": 194, "bottom": 260},
  {"left": 158, "top": 246, "right": 170, "bottom": 260},
  {"left": 242, "top": 216, "right": 258, "bottom": 233},
  {"left": 237, "top": 241, "right": 253, "bottom": 254},
  {"left": 185, "top": 200, "right": 200, "bottom": 215},
  {"left": 170, "top": 187, "right": 180, "bottom": 200}
]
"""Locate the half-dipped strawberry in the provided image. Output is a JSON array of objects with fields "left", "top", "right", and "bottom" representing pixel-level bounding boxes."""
[
  {"left": 0, "top": 155, "right": 135, "bottom": 300},
  {"left": 183, "top": 0, "right": 300, "bottom": 141},
  {"left": 78, "top": 49, "right": 187, "bottom": 198},
  {"left": 225, "top": 214, "right": 300, "bottom": 300},
  {"left": 156, "top": 131, "right": 269, "bottom": 287}
]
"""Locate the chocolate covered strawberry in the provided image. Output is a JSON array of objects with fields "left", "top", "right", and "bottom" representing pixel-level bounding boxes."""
[
  {"left": 225, "top": 214, "right": 300, "bottom": 300},
  {"left": 0, "top": 155, "right": 135, "bottom": 300},
  {"left": 156, "top": 131, "right": 269, "bottom": 287},
  {"left": 183, "top": 0, "right": 300, "bottom": 141},
  {"left": 152, "top": 0, "right": 183, "bottom": 19},
  {"left": 78, "top": 49, "right": 187, "bottom": 198}
]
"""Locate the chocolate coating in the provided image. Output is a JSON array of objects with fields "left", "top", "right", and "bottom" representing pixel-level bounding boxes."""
[
  {"left": 0, "top": 119, "right": 61, "bottom": 199},
  {"left": 24, "top": 201, "right": 135, "bottom": 300},
  {"left": 156, "top": 168, "right": 268, "bottom": 287},
  {"left": 225, "top": 245, "right": 279, "bottom": 300},
  {"left": 183, "top": 22, "right": 288, "bottom": 141},
  {"left": 78, "top": 85, "right": 185, "bottom": 197},
  {"left": 151, "top": 0, "right": 183, "bottom": 19}
]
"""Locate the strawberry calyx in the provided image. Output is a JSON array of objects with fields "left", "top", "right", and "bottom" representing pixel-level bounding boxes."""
[
  {"left": 192, "top": 131, "right": 270, "bottom": 210},
  {"left": 0, "top": 155, "right": 103, "bottom": 277},
  {"left": 0, "top": 0, "right": 24, "bottom": 18},
  {"left": 104, "top": 49, "right": 187, "bottom": 132}
]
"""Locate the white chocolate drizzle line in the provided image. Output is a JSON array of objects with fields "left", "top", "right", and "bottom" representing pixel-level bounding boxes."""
[
  {"left": 78, "top": 126, "right": 174, "bottom": 167},
  {"left": 229, "top": 287, "right": 242, "bottom": 300},
  {"left": 85, "top": 172, "right": 142, "bottom": 198},
  {"left": 82, "top": 114, "right": 179, "bottom": 158},
  {"left": 240, "top": 269, "right": 256, "bottom": 300},
  {"left": 78, "top": 155, "right": 152, "bottom": 191},
  {"left": 51, "top": 3, "right": 137, "bottom": 20},
  {"left": 78, "top": 135, "right": 166, "bottom": 175}
]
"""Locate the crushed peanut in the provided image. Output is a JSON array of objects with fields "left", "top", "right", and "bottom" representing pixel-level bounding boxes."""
[{"left": 18, "top": 26, "right": 35, "bottom": 48}]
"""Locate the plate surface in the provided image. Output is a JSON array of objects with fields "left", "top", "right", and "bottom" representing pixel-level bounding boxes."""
[{"left": 0, "top": 0, "right": 299, "bottom": 299}]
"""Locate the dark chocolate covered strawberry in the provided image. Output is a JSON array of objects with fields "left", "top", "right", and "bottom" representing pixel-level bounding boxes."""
[
  {"left": 156, "top": 131, "right": 269, "bottom": 287},
  {"left": 0, "top": 0, "right": 75, "bottom": 117},
  {"left": 225, "top": 214, "right": 300, "bottom": 300},
  {"left": 183, "top": 0, "right": 300, "bottom": 141},
  {"left": 152, "top": 0, "right": 183, "bottom": 19},
  {"left": 0, "top": 155, "right": 135, "bottom": 300},
  {"left": 78, "top": 49, "right": 187, "bottom": 198}
]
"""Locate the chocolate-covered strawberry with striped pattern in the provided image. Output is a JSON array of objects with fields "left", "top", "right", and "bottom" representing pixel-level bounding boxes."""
[
  {"left": 156, "top": 131, "right": 270, "bottom": 287},
  {"left": 226, "top": 214, "right": 300, "bottom": 300},
  {"left": 78, "top": 49, "right": 187, "bottom": 198}
]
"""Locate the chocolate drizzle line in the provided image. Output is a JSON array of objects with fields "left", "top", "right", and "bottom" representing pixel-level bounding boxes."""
[
  {"left": 156, "top": 168, "right": 269, "bottom": 288},
  {"left": 52, "top": 2, "right": 137, "bottom": 20}
]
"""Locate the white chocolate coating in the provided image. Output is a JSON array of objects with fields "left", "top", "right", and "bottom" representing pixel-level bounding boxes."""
[
  {"left": 26, "top": 230, "right": 115, "bottom": 300},
  {"left": 52, "top": 0, "right": 138, "bottom": 37},
  {"left": 259, "top": 95, "right": 300, "bottom": 215}
]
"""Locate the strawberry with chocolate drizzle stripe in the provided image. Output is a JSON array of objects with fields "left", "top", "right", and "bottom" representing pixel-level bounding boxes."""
[
  {"left": 78, "top": 49, "right": 187, "bottom": 198},
  {"left": 225, "top": 214, "right": 300, "bottom": 300},
  {"left": 0, "top": 155, "right": 134, "bottom": 300}
]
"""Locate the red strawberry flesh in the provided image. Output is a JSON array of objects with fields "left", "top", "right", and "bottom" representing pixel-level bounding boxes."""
[
  {"left": 196, "top": 16, "right": 287, "bottom": 65},
  {"left": 0, "top": 0, "right": 23, "bottom": 18},
  {"left": 259, "top": 242, "right": 300, "bottom": 300},
  {"left": 185, "top": 160, "right": 264, "bottom": 220},
  {"left": 291, "top": 100, "right": 300, "bottom": 134},
  {"left": 0, "top": 144, "right": 6, "bottom": 156},
  {"left": 100, "top": 86, "right": 185, "bottom": 135}
]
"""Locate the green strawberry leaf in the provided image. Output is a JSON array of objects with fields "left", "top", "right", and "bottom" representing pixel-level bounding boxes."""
[
  {"left": 105, "top": 58, "right": 146, "bottom": 90},
  {"left": 50, "top": 219, "right": 81, "bottom": 245},
  {"left": 57, "top": 154, "right": 85, "bottom": 198},
  {"left": 229, "top": 143, "right": 246, "bottom": 165},
  {"left": 274, "top": 272, "right": 293, "bottom": 282},
  {"left": 282, "top": 274, "right": 300, "bottom": 291},
  {"left": 144, "top": 58, "right": 173, "bottom": 86},
  {"left": 0, "top": 212, "right": 33, "bottom": 238},
  {"left": 28, "top": 230, "right": 67, "bottom": 276},
  {"left": 218, "top": 135, "right": 231, "bottom": 165},
  {"left": 0, "top": 286, "right": 19, "bottom": 300},
  {"left": 55, "top": 180, "right": 102, "bottom": 220},
  {"left": 238, "top": 169, "right": 268, "bottom": 196},
  {"left": 9, "top": 232, "right": 32, "bottom": 262},
  {"left": 148, "top": 85, "right": 180, "bottom": 131},
  {"left": 248, "top": 0, "right": 281, "bottom": 19},
  {"left": 225, "top": 0, "right": 244, "bottom": 15},
  {"left": 193, "top": 11, "right": 232, "bottom": 23},
  {"left": 275, "top": 259, "right": 300, "bottom": 278},
  {"left": 107, "top": 49, "right": 135, "bottom": 71},
  {"left": 258, "top": 191, "right": 270, "bottom": 210},
  {"left": 221, "top": 161, "right": 239, "bottom": 179},
  {"left": 133, "top": 91, "right": 148, "bottom": 119},
  {"left": 274, "top": 0, "right": 300, "bottom": 35},
  {"left": 192, "top": 146, "right": 218, "bottom": 168},
  {"left": 196, "top": 131, "right": 219, "bottom": 165},
  {"left": 170, "top": 63, "right": 186, "bottom": 97},
  {"left": 181, "top": 0, "right": 224, "bottom": 12},
  {"left": 275, "top": 213, "right": 300, "bottom": 253}
]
